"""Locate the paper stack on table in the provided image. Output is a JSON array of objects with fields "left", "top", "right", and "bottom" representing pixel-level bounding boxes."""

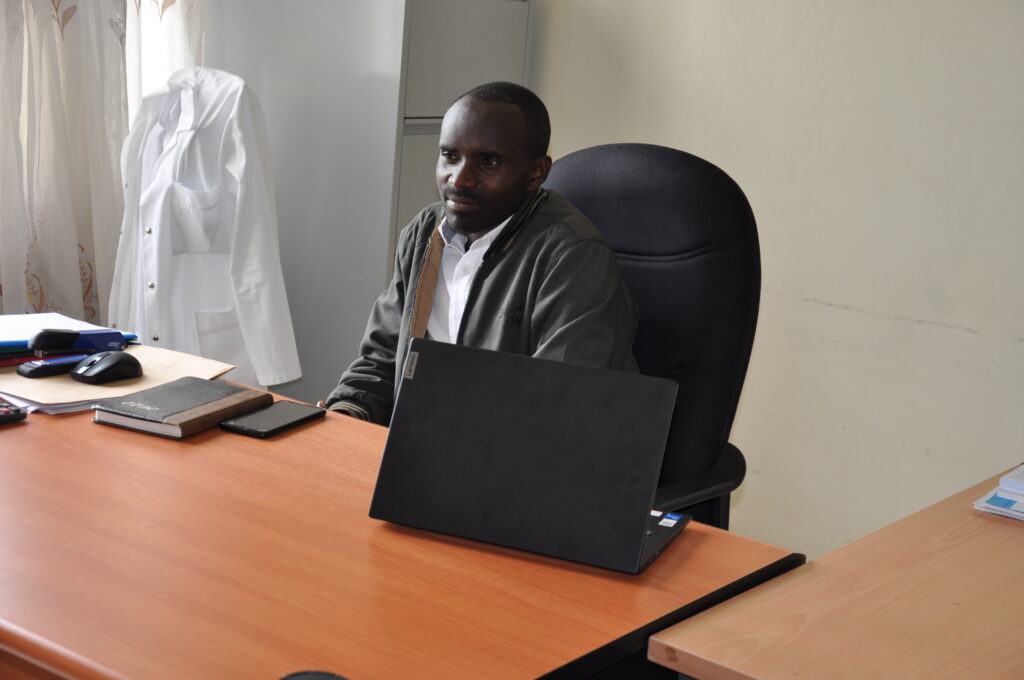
[
  {"left": 0, "top": 312, "right": 234, "bottom": 413},
  {"left": 0, "top": 312, "right": 136, "bottom": 366},
  {"left": 973, "top": 464, "right": 1024, "bottom": 521}
]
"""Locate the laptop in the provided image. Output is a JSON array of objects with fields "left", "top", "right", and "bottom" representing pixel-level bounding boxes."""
[{"left": 368, "top": 338, "right": 689, "bottom": 574}]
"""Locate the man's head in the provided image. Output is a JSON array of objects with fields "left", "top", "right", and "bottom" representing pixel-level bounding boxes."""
[{"left": 436, "top": 82, "right": 552, "bottom": 242}]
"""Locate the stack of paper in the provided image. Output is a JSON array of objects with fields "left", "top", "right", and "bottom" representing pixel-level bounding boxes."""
[
  {"left": 0, "top": 344, "right": 235, "bottom": 414},
  {"left": 973, "top": 464, "right": 1024, "bottom": 521},
  {"left": 1, "top": 312, "right": 234, "bottom": 414},
  {"left": 0, "top": 312, "right": 136, "bottom": 366}
]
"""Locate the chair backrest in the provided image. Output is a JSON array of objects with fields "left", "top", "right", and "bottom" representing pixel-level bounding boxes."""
[{"left": 544, "top": 143, "right": 760, "bottom": 487}]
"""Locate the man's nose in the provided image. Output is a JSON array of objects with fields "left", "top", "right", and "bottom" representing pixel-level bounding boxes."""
[{"left": 450, "top": 161, "right": 477, "bottom": 189}]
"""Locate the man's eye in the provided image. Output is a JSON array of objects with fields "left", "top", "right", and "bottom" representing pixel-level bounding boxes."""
[
  {"left": 481, "top": 158, "right": 500, "bottom": 168},
  {"left": 441, "top": 151, "right": 458, "bottom": 161}
]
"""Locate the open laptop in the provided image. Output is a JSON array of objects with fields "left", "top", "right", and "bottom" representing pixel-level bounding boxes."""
[{"left": 368, "top": 339, "right": 689, "bottom": 574}]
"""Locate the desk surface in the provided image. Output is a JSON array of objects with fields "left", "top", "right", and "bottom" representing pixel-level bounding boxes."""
[
  {"left": 649, "top": 471, "right": 1023, "bottom": 679},
  {"left": 0, "top": 408, "right": 800, "bottom": 680}
]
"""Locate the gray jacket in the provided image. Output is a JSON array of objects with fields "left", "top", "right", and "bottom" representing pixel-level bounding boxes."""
[{"left": 325, "top": 189, "right": 638, "bottom": 425}]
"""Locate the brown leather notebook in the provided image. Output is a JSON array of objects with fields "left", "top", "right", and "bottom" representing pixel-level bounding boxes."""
[{"left": 92, "top": 376, "right": 272, "bottom": 439}]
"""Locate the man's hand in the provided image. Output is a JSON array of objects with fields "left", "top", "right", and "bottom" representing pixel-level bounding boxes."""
[{"left": 317, "top": 399, "right": 371, "bottom": 421}]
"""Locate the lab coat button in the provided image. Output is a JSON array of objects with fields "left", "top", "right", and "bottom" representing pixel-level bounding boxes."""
[
  {"left": 145, "top": 227, "right": 153, "bottom": 234},
  {"left": 151, "top": 335, "right": 160, "bottom": 342},
  {"left": 148, "top": 282, "right": 156, "bottom": 289}
]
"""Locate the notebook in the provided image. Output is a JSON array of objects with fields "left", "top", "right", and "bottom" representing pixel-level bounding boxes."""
[
  {"left": 93, "top": 376, "right": 272, "bottom": 439},
  {"left": 369, "top": 339, "right": 687, "bottom": 574}
]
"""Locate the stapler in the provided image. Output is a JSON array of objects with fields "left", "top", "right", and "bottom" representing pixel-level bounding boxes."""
[
  {"left": 18, "top": 328, "right": 131, "bottom": 378},
  {"left": 17, "top": 353, "right": 91, "bottom": 378},
  {"left": 28, "top": 328, "right": 127, "bottom": 357}
]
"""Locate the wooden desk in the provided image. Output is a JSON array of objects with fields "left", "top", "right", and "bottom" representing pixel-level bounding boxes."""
[
  {"left": 650, "top": 472, "right": 1023, "bottom": 679},
  {"left": 0, "top": 409, "right": 802, "bottom": 680}
]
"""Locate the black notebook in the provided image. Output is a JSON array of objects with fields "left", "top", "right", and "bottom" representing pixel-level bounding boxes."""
[
  {"left": 93, "top": 376, "right": 272, "bottom": 439},
  {"left": 369, "top": 339, "right": 686, "bottom": 574}
]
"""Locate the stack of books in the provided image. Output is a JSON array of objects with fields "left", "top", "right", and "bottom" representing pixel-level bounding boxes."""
[{"left": 973, "top": 464, "right": 1024, "bottom": 521}]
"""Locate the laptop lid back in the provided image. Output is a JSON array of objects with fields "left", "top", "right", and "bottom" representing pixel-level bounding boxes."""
[{"left": 369, "top": 339, "right": 678, "bottom": 573}]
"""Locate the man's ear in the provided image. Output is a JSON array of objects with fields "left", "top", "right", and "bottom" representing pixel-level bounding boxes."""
[{"left": 526, "top": 156, "right": 552, "bottom": 191}]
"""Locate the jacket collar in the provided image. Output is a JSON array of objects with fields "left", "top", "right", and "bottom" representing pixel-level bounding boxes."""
[{"left": 483, "top": 189, "right": 549, "bottom": 261}]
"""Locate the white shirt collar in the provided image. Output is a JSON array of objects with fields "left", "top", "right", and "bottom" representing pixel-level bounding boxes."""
[
  {"left": 159, "top": 80, "right": 197, "bottom": 134},
  {"left": 439, "top": 213, "right": 513, "bottom": 252}
]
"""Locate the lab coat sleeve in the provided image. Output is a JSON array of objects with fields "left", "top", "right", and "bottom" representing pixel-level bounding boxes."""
[{"left": 222, "top": 87, "right": 302, "bottom": 386}]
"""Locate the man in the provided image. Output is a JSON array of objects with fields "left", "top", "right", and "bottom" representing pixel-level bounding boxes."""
[{"left": 323, "top": 82, "right": 637, "bottom": 424}]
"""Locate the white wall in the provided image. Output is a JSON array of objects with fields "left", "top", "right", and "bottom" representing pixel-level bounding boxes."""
[
  {"left": 530, "top": 0, "right": 1024, "bottom": 557},
  {"left": 203, "top": 0, "right": 405, "bottom": 403}
]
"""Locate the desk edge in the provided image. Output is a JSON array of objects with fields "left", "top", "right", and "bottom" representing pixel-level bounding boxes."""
[{"left": 540, "top": 551, "right": 806, "bottom": 679}]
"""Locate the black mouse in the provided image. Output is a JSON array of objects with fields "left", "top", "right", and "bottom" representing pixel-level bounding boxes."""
[{"left": 70, "top": 351, "right": 143, "bottom": 384}]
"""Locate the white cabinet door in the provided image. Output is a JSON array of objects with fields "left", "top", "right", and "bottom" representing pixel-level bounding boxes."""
[
  {"left": 403, "top": 0, "right": 531, "bottom": 118},
  {"left": 395, "top": 121, "right": 442, "bottom": 242}
]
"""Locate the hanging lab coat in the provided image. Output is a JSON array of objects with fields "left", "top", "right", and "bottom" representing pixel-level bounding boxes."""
[{"left": 109, "top": 67, "right": 301, "bottom": 387}]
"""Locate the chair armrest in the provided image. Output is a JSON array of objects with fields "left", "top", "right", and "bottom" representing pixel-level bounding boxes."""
[{"left": 653, "top": 441, "right": 747, "bottom": 512}]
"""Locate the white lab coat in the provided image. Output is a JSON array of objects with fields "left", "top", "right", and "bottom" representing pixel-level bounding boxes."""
[{"left": 109, "top": 67, "right": 301, "bottom": 387}]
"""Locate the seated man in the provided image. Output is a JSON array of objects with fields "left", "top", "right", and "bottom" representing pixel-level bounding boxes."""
[{"left": 323, "top": 81, "right": 637, "bottom": 424}]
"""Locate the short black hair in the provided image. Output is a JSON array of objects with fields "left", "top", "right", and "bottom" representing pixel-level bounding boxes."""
[{"left": 456, "top": 81, "right": 551, "bottom": 159}]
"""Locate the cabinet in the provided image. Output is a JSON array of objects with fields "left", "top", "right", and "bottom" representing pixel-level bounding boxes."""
[{"left": 390, "top": 0, "right": 532, "bottom": 261}]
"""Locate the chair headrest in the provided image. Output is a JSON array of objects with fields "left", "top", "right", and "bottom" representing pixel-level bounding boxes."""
[{"left": 545, "top": 143, "right": 755, "bottom": 257}]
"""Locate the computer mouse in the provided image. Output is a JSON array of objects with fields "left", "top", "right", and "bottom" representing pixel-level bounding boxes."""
[{"left": 70, "top": 351, "right": 143, "bottom": 384}]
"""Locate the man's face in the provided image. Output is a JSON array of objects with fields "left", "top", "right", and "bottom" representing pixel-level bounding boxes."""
[{"left": 436, "top": 97, "right": 550, "bottom": 240}]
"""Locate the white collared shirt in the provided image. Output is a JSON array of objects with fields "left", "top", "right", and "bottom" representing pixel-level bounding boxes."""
[{"left": 426, "top": 216, "right": 511, "bottom": 343}]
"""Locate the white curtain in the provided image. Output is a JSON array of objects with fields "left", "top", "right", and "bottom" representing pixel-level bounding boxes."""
[
  {"left": 0, "top": 2, "right": 30, "bottom": 314},
  {"left": 0, "top": 0, "right": 127, "bottom": 322},
  {"left": 126, "top": 0, "right": 203, "bottom": 126},
  {"left": 0, "top": 0, "right": 202, "bottom": 322}
]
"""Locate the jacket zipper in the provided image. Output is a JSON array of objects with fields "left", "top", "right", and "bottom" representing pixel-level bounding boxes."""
[
  {"left": 456, "top": 263, "right": 490, "bottom": 345},
  {"left": 455, "top": 190, "right": 548, "bottom": 344}
]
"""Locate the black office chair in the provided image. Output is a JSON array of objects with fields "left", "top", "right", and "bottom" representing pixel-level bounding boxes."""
[{"left": 545, "top": 143, "right": 759, "bottom": 529}]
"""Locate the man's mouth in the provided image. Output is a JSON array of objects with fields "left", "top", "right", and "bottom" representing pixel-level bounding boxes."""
[{"left": 444, "top": 192, "right": 483, "bottom": 211}]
